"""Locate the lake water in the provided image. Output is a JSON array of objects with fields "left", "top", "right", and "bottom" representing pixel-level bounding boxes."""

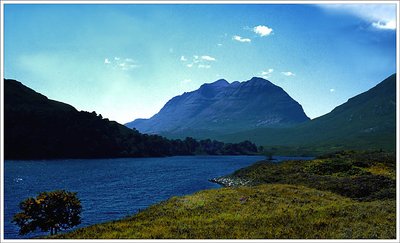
[{"left": 4, "top": 155, "right": 310, "bottom": 239}]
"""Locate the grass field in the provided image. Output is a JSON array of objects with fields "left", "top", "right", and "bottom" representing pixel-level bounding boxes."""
[{"left": 51, "top": 150, "right": 397, "bottom": 239}]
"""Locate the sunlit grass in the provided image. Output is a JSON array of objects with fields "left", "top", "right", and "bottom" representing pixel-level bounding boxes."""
[
  {"left": 52, "top": 184, "right": 395, "bottom": 239},
  {"left": 50, "top": 150, "right": 396, "bottom": 239}
]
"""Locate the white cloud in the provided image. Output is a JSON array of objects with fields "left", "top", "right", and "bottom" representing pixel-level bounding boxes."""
[
  {"left": 233, "top": 35, "right": 251, "bottom": 43},
  {"left": 330, "top": 88, "right": 336, "bottom": 92},
  {"left": 372, "top": 20, "right": 396, "bottom": 30},
  {"left": 253, "top": 25, "right": 273, "bottom": 36},
  {"left": 261, "top": 68, "right": 274, "bottom": 78},
  {"left": 198, "top": 64, "right": 211, "bottom": 69},
  {"left": 192, "top": 55, "right": 200, "bottom": 63},
  {"left": 182, "top": 55, "right": 216, "bottom": 69},
  {"left": 217, "top": 43, "right": 223, "bottom": 46},
  {"left": 318, "top": 4, "right": 396, "bottom": 30},
  {"left": 282, "top": 71, "right": 295, "bottom": 76},
  {"left": 105, "top": 56, "right": 139, "bottom": 71},
  {"left": 201, "top": 55, "right": 216, "bottom": 61}
]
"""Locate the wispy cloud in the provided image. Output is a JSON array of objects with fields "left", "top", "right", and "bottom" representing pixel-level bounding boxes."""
[
  {"left": 233, "top": 35, "right": 251, "bottom": 43},
  {"left": 372, "top": 20, "right": 396, "bottom": 30},
  {"left": 104, "top": 56, "right": 139, "bottom": 71},
  {"left": 330, "top": 88, "right": 336, "bottom": 93},
  {"left": 198, "top": 64, "right": 211, "bottom": 69},
  {"left": 318, "top": 4, "right": 396, "bottom": 30},
  {"left": 183, "top": 54, "right": 216, "bottom": 69},
  {"left": 201, "top": 55, "right": 216, "bottom": 61},
  {"left": 261, "top": 68, "right": 274, "bottom": 79},
  {"left": 182, "top": 79, "right": 192, "bottom": 84},
  {"left": 282, "top": 71, "right": 296, "bottom": 77},
  {"left": 253, "top": 25, "right": 273, "bottom": 36}
]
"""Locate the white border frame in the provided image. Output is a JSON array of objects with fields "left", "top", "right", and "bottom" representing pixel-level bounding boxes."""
[{"left": 0, "top": 1, "right": 399, "bottom": 243}]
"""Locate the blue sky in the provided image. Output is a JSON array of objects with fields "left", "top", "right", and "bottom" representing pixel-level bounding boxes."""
[{"left": 4, "top": 3, "right": 397, "bottom": 124}]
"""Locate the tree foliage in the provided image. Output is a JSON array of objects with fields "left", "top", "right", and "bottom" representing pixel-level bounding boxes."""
[
  {"left": 13, "top": 190, "right": 82, "bottom": 235},
  {"left": 5, "top": 79, "right": 259, "bottom": 159}
]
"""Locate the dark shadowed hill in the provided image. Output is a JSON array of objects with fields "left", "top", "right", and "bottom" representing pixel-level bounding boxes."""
[
  {"left": 125, "top": 77, "right": 310, "bottom": 138},
  {"left": 4, "top": 79, "right": 258, "bottom": 159},
  {"left": 221, "top": 74, "right": 396, "bottom": 154},
  {"left": 4, "top": 79, "right": 168, "bottom": 159}
]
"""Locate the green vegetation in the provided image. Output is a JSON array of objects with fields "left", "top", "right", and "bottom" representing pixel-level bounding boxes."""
[
  {"left": 13, "top": 190, "right": 81, "bottom": 236},
  {"left": 4, "top": 79, "right": 258, "bottom": 159},
  {"left": 51, "top": 151, "right": 396, "bottom": 239},
  {"left": 52, "top": 184, "right": 395, "bottom": 239},
  {"left": 231, "top": 150, "right": 396, "bottom": 201},
  {"left": 220, "top": 74, "right": 396, "bottom": 155}
]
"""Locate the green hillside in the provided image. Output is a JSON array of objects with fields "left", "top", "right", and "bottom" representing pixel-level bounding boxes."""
[
  {"left": 4, "top": 79, "right": 258, "bottom": 159},
  {"left": 4, "top": 79, "right": 171, "bottom": 159},
  {"left": 215, "top": 150, "right": 396, "bottom": 201},
  {"left": 51, "top": 151, "right": 396, "bottom": 239},
  {"left": 220, "top": 74, "right": 396, "bottom": 154}
]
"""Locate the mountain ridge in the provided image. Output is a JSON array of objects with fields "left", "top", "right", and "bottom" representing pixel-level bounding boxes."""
[
  {"left": 4, "top": 79, "right": 259, "bottom": 159},
  {"left": 220, "top": 73, "right": 396, "bottom": 153},
  {"left": 126, "top": 77, "right": 310, "bottom": 135}
]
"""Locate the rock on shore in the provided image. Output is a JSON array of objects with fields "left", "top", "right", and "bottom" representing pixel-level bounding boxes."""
[{"left": 209, "top": 176, "right": 251, "bottom": 187}]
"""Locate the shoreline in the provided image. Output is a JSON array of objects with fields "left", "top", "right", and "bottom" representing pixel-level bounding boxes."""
[{"left": 209, "top": 176, "right": 252, "bottom": 187}]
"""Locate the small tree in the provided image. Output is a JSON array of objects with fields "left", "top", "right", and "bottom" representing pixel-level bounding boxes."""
[
  {"left": 13, "top": 190, "right": 82, "bottom": 235},
  {"left": 264, "top": 147, "right": 277, "bottom": 161}
]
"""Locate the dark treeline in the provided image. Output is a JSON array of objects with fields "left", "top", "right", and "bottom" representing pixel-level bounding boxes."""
[{"left": 5, "top": 79, "right": 258, "bottom": 160}]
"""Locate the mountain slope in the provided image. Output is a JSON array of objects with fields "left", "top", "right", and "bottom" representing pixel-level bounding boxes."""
[
  {"left": 221, "top": 74, "right": 396, "bottom": 153},
  {"left": 4, "top": 79, "right": 168, "bottom": 159},
  {"left": 4, "top": 79, "right": 259, "bottom": 159},
  {"left": 126, "top": 77, "right": 310, "bottom": 137}
]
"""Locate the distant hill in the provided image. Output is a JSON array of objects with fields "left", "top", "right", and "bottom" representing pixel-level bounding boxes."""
[
  {"left": 126, "top": 77, "right": 310, "bottom": 137},
  {"left": 221, "top": 74, "right": 396, "bottom": 154},
  {"left": 4, "top": 79, "right": 258, "bottom": 159}
]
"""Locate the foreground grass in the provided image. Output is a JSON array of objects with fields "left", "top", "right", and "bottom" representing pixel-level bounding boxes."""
[
  {"left": 52, "top": 184, "right": 395, "bottom": 239},
  {"left": 52, "top": 150, "right": 396, "bottom": 239},
  {"left": 229, "top": 150, "right": 396, "bottom": 201}
]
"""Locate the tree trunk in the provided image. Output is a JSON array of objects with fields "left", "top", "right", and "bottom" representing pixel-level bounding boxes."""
[
  {"left": 50, "top": 227, "right": 53, "bottom": 235},
  {"left": 55, "top": 227, "right": 58, "bottom": 235}
]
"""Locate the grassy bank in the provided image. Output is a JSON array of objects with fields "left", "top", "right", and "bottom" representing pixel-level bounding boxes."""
[
  {"left": 53, "top": 184, "right": 395, "bottom": 239},
  {"left": 228, "top": 150, "right": 396, "bottom": 201},
  {"left": 51, "top": 150, "right": 396, "bottom": 239}
]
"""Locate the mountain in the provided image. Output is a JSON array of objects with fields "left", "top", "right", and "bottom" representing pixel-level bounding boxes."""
[
  {"left": 126, "top": 77, "right": 310, "bottom": 138},
  {"left": 4, "top": 79, "right": 163, "bottom": 159},
  {"left": 221, "top": 74, "right": 396, "bottom": 153},
  {"left": 4, "top": 79, "right": 259, "bottom": 159}
]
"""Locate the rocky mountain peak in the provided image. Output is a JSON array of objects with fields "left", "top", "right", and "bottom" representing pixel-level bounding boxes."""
[{"left": 126, "top": 77, "right": 310, "bottom": 138}]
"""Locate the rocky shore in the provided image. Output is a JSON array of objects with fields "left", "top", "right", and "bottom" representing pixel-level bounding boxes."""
[{"left": 209, "top": 176, "right": 252, "bottom": 187}]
